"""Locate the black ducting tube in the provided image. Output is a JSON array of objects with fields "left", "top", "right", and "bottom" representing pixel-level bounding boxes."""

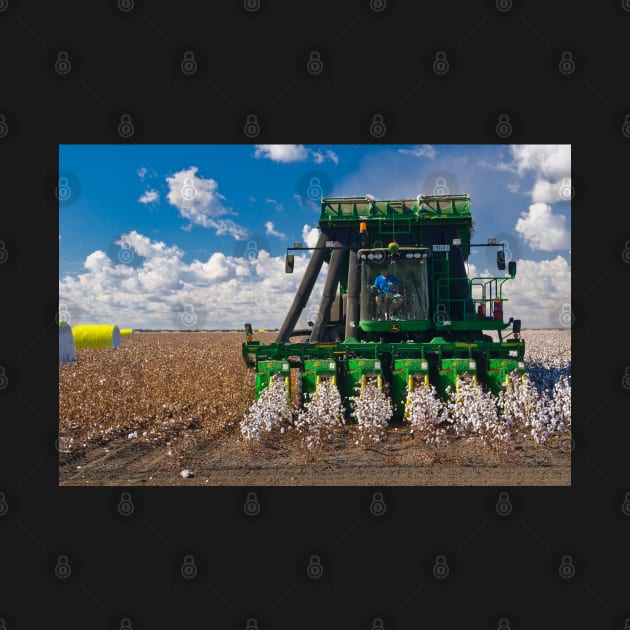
[
  {"left": 276, "top": 231, "right": 329, "bottom": 343},
  {"left": 310, "top": 230, "right": 350, "bottom": 342},
  {"left": 345, "top": 249, "right": 360, "bottom": 340}
]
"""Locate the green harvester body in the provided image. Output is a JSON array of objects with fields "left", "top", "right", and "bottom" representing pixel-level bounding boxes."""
[{"left": 243, "top": 195, "right": 525, "bottom": 419}]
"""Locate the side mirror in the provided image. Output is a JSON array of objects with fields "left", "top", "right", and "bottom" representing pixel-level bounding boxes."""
[
  {"left": 497, "top": 250, "right": 506, "bottom": 270},
  {"left": 508, "top": 260, "right": 516, "bottom": 277},
  {"left": 285, "top": 253, "right": 294, "bottom": 273},
  {"left": 512, "top": 319, "right": 521, "bottom": 334}
]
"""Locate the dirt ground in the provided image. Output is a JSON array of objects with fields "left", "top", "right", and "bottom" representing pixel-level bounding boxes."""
[
  {"left": 59, "top": 424, "right": 570, "bottom": 486},
  {"left": 59, "top": 330, "right": 570, "bottom": 487}
]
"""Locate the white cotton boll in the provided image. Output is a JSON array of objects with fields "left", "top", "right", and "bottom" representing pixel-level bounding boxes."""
[
  {"left": 349, "top": 379, "right": 392, "bottom": 445},
  {"left": 240, "top": 374, "right": 293, "bottom": 441},
  {"left": 294, "top": 380, "right": 346, "bottom": 451}
]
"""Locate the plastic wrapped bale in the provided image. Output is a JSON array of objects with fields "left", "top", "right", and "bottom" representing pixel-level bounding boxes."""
[
  {"left": 120, "top": 329, "right": 133, "bottom": 337},
  {"left": 59, "top": 322, "right": 76, "bottom": 363},
  {"left": 72, "top": 324, "right": 122, "bottom": 349}
]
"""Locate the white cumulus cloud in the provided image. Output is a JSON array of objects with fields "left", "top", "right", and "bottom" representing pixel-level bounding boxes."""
[
  {"left": 265, "top": 221, "right": 287, "bottom": 239},
  {"left": 302, "top": 224, "right": 320, "bottom": 248},
  {"left": 59, "top": 231, "right": 327, "bottom": 330},
  {"left": 138, "top": 188, "right": 159, "bottom": 204},
  {"left": 515, "top": 202, "right": 570, "bottom": 251},
  {"left": 398, "top": 144, "right": 436, "bottom": 159},
  {"left": 510, "top": 144, "right": 570, "bottom": 180},
  {"left": 165, "top": 167, "right": 249, "bottom": 239},
  {"left": 254, "top": 144, "right": 309, "bottom": 163}
]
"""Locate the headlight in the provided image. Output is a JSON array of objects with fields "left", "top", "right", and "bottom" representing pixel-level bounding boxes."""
[
  {"left": 509, "top": 350, "right": 518, "bottom": 357},
  {"left": 421, "top": 361, "right": 428, "bottom": 370},
  {"left": 328, "top": 362, "right": 335, "bottom": 370},
  {"left": 518, "top": 361, "right": 525, "bottom": 369},
  {"left": 374, "top": 361, "right": 381, "bottom": 370},
  {"left": 282, "top": 363, "right": 289, "bottom": 371},
  {"left": 469, "top": 361, "right": 476, "bottom": 370}
]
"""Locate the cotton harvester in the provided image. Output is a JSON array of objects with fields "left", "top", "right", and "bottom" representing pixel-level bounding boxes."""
[{"left": 242, "top": 195, "right": 525, "bottom": 420}]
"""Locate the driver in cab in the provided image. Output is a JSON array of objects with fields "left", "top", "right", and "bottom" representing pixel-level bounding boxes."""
[{"left": 371, "top": 266, "right": 403, "bottom": 320}]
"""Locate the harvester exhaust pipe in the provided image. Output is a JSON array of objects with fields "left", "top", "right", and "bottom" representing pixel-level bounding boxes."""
[
  {"left": 276, "top": 230, "right": 329, "bottom": 343},
  {"left": 345, "top": 248, "right": 359, "bottom": 340},
  {"left": 310, "top": 229, "right": 350, "bottom": 342}
]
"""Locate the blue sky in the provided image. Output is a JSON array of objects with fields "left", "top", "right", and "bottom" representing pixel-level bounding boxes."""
[{"left": 59, "top": 144, "right": 571, "bottom": 329}]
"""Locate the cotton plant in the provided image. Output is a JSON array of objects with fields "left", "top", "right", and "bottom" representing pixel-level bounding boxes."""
[
  {"left": 497, "top": 369, "right": 571, "bottom": 446},
  {"left": 349, "top": 379, "right": 392, "bottom": 445},
  {"left": 445, "top": 373, "right": 512, "bottom": 452},
  {"left": 405, "top": 383, "right": 450, "bottom": 448},
  {"left": 294, "top": 379, "right": 346, "bottom": 451},
  {"left": 240, "top": 374, "right": 293, "bottom": 441}
]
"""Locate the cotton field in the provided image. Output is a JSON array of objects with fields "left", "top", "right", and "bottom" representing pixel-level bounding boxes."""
[{"left": 60, "top": 330, "right": 570, "bottom": 485}]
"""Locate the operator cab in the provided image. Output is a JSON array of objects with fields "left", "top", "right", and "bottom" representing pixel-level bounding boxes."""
[{"left": 358, "top": 248, "right": 430, "bottom": 322}]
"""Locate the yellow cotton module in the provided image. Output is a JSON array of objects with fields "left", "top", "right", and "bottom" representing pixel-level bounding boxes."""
[
  {"left": 120, "top": 329, "right": 133, "bottom": 336},
  {"left": 72, "top": 324, "right": 121, "bottom": 349}
]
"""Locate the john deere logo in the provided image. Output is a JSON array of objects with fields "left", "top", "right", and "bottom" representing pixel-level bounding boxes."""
[{"left": 390, "top": 323, "right": 400, "bottom": 332}]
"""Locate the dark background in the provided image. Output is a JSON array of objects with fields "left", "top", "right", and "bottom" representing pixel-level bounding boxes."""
[{"left": 1, "top": 0, "right": 629, "bottom": 628}]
